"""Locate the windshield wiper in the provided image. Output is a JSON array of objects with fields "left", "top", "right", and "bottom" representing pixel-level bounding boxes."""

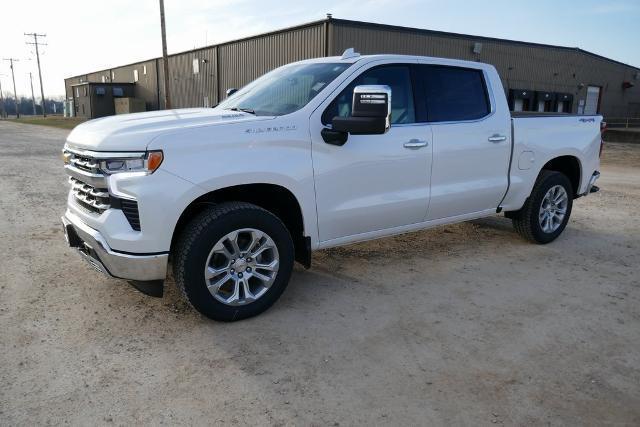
[{"left": 227, "top": 107, "right": 256, "bottom": 115}]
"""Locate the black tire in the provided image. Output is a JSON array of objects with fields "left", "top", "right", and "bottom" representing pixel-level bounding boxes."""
[
  {"left": 510, "top": 170, "right": 574, "bottom": 244},
  {"left": 173, "top": 202, "right": 294, "bottom": 321}
]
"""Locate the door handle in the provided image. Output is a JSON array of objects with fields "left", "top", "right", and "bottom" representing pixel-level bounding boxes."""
[
  {"left": 403, "top": 139, "right": 429, "bottom": 149},
  {"left": 488, "top": 134, "right": 507, "bottom": 143}
]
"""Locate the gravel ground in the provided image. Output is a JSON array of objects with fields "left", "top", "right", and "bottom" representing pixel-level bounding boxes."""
[{"left": 1, "top": 121, "right": 639, "bottom": 426}]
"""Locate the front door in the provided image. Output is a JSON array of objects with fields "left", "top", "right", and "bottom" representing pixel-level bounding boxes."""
[{"left": 310, "top": 63, "right": 433, "bottom": 243}]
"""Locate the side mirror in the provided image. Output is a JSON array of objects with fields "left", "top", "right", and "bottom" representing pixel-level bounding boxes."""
[
  {"left": 226, "top": 88, "right": 238, "bottom": 98},
  {"left": 323, "top": 85, "right": 391, "bottom": 146},
  {"left": 332, "top": 85, "right": 391, "bottom": 136}
]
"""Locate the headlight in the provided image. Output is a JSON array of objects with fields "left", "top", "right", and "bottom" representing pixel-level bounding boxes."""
[{"left": 100, "top": 151, "right": 163, "bottom": 175}]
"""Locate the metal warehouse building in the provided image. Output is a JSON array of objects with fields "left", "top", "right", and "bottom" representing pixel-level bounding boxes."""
[{"left": 65, "top": 17, "right": 640, "bottom": 119}]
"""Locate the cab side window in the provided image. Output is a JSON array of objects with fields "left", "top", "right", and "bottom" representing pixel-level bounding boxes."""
[
  {"left": 322, "top": 65, "right": 416, "bottom": 125},
  {"left": 417, "top": 65, "right": 490, "bottom": 122}
]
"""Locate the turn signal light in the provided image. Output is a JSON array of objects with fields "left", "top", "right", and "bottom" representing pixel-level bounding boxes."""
[{"left": 147, "top": 151, "right": 164, "bottom": 172}]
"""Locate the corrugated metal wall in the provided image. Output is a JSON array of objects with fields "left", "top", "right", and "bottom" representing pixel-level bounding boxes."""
[
  {"left": 165, "top": 47, "right": 218, "bottom": 108},
  {"left": 64, "top": 18, "right": 639, "bottom": 118},
  {"left": 94, "top": 22, "right": 325, "bottom": 111},
  {"left": 65, "top": 59, "right": 160, "bottom": 111},
  {"left": 111, "top": 60, "right": 160, "bottom": 111},
  {"left": 331, "top": 20, "right": 640, "bottom": 116},
  {"left": 65, "top": 75, "right": 87, "bottom": 100},
  {"left": 217, "top": 23, "right": 326, "bottom": 101}
]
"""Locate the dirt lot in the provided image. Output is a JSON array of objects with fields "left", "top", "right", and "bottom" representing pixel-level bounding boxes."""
[{"left": 1, "top": 120, "right": 639, "bottom": 425}]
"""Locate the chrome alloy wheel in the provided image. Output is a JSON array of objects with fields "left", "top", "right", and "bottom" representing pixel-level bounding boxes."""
[
  {"left": 538, "top": 185, "right": 568, "bottom": 233},
  {"left": 204, "top": 228, "right": 280, "bottom": 306}
]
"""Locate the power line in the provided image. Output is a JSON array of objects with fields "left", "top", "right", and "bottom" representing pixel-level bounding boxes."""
[
  {"left": 2, "top": 58, "right": 20, "bottom": 118},
  {"left": 25, "top": 32, "right": 47, "bottom": 117}
]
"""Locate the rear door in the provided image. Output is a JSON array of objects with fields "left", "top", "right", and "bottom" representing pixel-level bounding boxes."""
[{"left": 414, "top": 64, "right": 511, "bottom": 220}]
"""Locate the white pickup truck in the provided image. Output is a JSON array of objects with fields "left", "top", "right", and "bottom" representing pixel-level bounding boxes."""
[{"left": 62, "top": 50, "right": 603, "bottom": 321}]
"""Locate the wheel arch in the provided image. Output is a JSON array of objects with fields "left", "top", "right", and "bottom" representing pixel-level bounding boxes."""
[
  {"left": 170, "top": 183, "right": 311, "bottom": 268},
  {"left": 539, "top": 154, "right": 582, "bottom": 197}
]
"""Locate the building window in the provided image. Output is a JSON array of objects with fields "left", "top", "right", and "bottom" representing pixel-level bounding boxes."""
[
  {"left": 101, "top": 75, "right": 106, "bottom": 83},
  {"left": 111, "top": 71, "right": 115, "bottom": 80},
  {"left": 143, "top": 65, "right": 147, "bottom": 75},
  {"left": 83, "top": 87, "right": 88, "bottom": 96},
  {"left": 193, "top": 58, "right": 200, "bottom": 75},
  {"left": 134, "top": 69, "right": 139, "bottom": 82},
  {"left": 75, "top": 87, "right": 79, "bottom": 97},
  {"left": 113, "top": 87, "right": 124, "bottom": 97}
]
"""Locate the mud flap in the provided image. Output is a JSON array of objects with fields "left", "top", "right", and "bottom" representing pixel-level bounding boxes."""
[{"left": 128, "top": 280, "right": 164, "bottom": 297}]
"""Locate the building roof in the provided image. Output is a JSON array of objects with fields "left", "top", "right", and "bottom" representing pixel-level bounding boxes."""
[
  {"left": 330, "top": 18, "right": 639, "bottom": 70},
  {"left": 70, "top": 81, "right": 135, "bottom": 87}
]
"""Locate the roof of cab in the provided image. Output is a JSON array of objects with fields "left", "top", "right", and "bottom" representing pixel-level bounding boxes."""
[{"left": 294, "top": 51, "right": 495, "bottom": 71}]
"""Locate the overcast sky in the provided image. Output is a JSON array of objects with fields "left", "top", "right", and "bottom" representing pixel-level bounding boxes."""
[{"left": 1, "top": 0, "right": 639, "bottom": 99}]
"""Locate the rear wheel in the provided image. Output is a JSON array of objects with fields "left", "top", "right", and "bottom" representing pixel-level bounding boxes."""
[
  {"left": 173, "top": 202, "right": 294, "bottom": 321},
  {"left": 510, "top": 170, "right": 573, "bottom": 244}
]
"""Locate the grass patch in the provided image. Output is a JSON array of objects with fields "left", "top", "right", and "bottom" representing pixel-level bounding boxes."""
[{"left": 9, "top": 115, "right": 86, "bottom": 130}]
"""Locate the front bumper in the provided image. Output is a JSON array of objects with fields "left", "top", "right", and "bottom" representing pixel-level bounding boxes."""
[{"left": 62, "top": 211, "right": 168, "bottom": 281}]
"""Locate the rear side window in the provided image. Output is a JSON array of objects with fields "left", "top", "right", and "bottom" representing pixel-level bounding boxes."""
[{"left": 418, "top": 65, "right": 490, "bottom": 122}]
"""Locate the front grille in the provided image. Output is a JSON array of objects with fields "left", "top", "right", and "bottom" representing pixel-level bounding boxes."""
[
  {"left": 64, "top": 147, "right": 142, "bottom": 231},
  {"left": 70, "top": 153, "right": 100, "bottom": 173},
  {"left": 69, "top": 176, "right": 110, "bottom": 214},
  {"left": 65, "top": 149, "right": 109, "bottom": 215}
]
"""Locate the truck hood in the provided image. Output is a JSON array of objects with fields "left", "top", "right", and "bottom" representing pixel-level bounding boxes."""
[{"left": 65, "top": 108, "right": 273, "bottom": 151}]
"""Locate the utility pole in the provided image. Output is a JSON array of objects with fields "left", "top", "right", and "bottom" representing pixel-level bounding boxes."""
[
  {"left": 0, "top": 74, "right": 7, "bottom": 118},
  {"left": 29, "top": 72, "right": 37, "bottom": 115},
  {"left": 3, "top": 58, "right": 20, "bottom": 118},
  {"left": 25, "top": 33, "right": 47, "bottom": 117},
  {"left": 159, "top": 0, "right": 172, "bottom": 109}
]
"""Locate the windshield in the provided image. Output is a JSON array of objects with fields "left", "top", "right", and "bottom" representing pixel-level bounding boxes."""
[{"left": 217, "top": 62, "right": 351, "bottom": 116}]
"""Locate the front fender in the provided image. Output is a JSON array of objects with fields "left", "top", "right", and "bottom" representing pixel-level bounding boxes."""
[{"left": 147, "top": 117, "right": 319, "bottom": 248}]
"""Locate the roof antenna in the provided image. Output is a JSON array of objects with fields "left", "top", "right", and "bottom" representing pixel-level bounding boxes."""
[
  {"left": 341, "top": 48, "right": 360, "bottom": 60},
  {"left": 326, "top": 13, "right": 332, "bottom": 19}
]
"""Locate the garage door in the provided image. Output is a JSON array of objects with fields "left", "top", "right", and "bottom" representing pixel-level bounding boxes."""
[{"left": 584, "top": 86, "right": 600, "bottom": 115}]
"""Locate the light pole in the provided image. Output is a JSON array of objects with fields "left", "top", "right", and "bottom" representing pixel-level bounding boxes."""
[
  {"left": 25, "top": 33, "right": 47, "bottom": 117},
  {"left": 28, "top": 72, "right": 37, "bottom": 115},
  {"left": 3, "top": 58, "right": 20, "bottom": 118},
  {"left": 159, "top": 0, "right": 172, "bottom": 109},
  {"left": 0, "top": 75, "right": 6, "bottom": 118}
]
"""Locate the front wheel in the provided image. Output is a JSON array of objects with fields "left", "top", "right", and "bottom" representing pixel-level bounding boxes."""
[
  {"left": 510, "top": 170, "right": 574, "bottom": 244},
  {"left": 173, "top": 202, "right": 294, "bottom": 321}
]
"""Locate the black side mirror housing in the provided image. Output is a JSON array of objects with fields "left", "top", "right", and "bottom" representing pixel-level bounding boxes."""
[
  {"left": 332, "top": 116, "right": 388, "bottom": 135},
  {"left": 226, "top": 88, "right": 238, "bottom": 98},
  {"left": 321, "top": 128, "right": 348, "bottom": 146},
  {"left": 322, "top": 85, "right": 391, "bottom": 145}
]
